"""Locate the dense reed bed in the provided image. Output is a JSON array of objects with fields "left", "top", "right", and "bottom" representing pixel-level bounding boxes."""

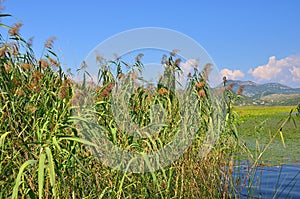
[{"left": 1, "top": 13, "right": 299, "bottom": 199}]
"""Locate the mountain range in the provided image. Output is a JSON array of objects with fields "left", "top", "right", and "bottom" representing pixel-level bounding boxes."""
[{"left": 223, "top": 80, "right": 300, "bottom": 106}]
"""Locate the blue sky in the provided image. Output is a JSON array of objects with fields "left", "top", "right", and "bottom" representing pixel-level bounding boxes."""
[{"left": 1, "top": 0, "right": 300, "bottom": 87}]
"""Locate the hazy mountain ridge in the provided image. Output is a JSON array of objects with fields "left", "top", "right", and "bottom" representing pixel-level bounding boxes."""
[{"left": 224, "top": 80, "right": 300, "bottom": 106}]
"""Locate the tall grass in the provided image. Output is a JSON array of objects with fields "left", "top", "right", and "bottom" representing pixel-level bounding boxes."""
[
  {"left": 1, "top": 12, "right": 298, "bottom": 198},
  {"left": 0, "top": 13, "right": 241, "bottom": 198},
  {"left": 72, "top": 51, "right": 242, "bottom": 197}
]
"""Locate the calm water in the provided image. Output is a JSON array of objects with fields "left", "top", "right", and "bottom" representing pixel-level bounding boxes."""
[{"left": 233, "top": 163, "right": 300, "bottom": 198}]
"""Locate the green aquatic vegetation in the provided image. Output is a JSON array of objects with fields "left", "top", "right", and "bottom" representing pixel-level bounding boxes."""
[{"left": 235, "top": 106, "right": 300, "bottom": 164}]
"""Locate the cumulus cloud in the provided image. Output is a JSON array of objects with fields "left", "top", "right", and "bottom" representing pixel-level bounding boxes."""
[
  {"left": 181, "top": 59, "right": 198, "bottom": 73},
  {"left": 248, "top": 54, "right": 300, "bottom": 85},
  {"left": 290, "top": 66, "right": 300, "bottom": 82},
  {"left": 220, "top": 68, "right": 245, "bottom": 80}
]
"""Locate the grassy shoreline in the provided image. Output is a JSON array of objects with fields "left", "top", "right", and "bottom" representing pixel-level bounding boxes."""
[{"left": 234, "top": 105, "right": 300, "bottom": 164}]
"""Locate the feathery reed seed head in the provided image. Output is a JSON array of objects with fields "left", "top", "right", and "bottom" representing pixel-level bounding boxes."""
[
  {"left": 32, "top": 70, "right": 43, "bottom": 81},
  {"left": 20, "top": 63, "right": 32, "bottom": 70},
  {"left": 58, "top": 80, "right": 69, "bottom": 99},
  {"left": 237, "top": 85, "right": 245, "bottom": 95},
  {"left": 0, "top": 44, "right": 8, "bottom": 57},
  {"left": 12, "top": 43, "right": 19, "bottom": 56},
  {"left": 4, "top": 63, "right": 11, "bottom": 73},
  {"left": 44, "top": 36, "right": 56, "bottom": 48},
  {"left": 170, "top": 49, "right": 180, "bottom": 56},
  {"left": 96, "top": 54, "right": 103, "bottom": 62},
  {"left": 158, "top": 88, "right": 168, "bottom": 95},
  {"left": 135, "top": 53, "right": 144, "bottom": 62},
  {"left": 48, "top": 57, "right": 60, "bottom": 67},
  {"left": 80, "top": 61, "right": 87, "bottom": 70},
  {"left": 118, "top": 73, "right": 125, "bottom": 79},
  {"left": 174, "top": 58, "right": 181, "bottom": 67},
  {"left": 15, "top": 88, "right": 25, "bottom": 97},
  {"left": 195, "top": 81, "right": 206, "bottom": 89},
  {"left": 226, "top": 83, "right": 235, "bottom": 91},
  {"left": 161, "top": 54, "right": 167, "bottom": 64},
  {"left": 38, "top": 59, "right": 49, "bottom": 69},
  {"left": 8, "top": 23, "right": 23, "bottom": 36},
  {"left": 99, "top": 82, "right": 115, "bottom": 98},
  {"left": 27, "top": 37, "right": 34, "bottom": 47},
  {"left": 198, "top": 89, "right": 206, "bottom": 98},
  {"left": 202, "top": 63, "right": 213, "bottom": 81}
]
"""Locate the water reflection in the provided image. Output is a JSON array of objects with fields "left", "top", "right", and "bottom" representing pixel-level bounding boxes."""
[{"left": 232, "top": 161, "right": 300, "bottom": 198}]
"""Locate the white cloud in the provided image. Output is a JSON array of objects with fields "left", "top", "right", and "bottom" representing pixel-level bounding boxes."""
[
  {"left": 290, "top": 66, "right": 300, "bottom": 82},
  {"left": 181, "top": 59, "right": 198, "bottom": 73},
  {"left": 220, "top": 68, "right": 245, "bottom": 80},
  {"left": 248, "top": 54, "right": 300, "bottom": 85}
]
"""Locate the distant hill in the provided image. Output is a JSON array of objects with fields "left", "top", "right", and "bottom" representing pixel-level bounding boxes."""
[
  {"left": 221, "top": 80, "right": 300, "bottom": 106},
  {"left": 260, "top": 94, "right": 300, "bottom": 106}
]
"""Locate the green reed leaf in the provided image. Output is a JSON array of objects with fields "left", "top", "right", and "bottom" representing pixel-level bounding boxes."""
[
  {"left": 45, "top": 147, "right": 56, "bottom": 197},
  {"left": 38, "top": 152, "right": 46, "bottom": 199},
  {"left": 12, "top": 160, "right": 36, "bottom": 199}
]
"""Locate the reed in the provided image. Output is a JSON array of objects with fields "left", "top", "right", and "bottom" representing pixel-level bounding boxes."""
[{"left": 1, "top": 12, "right": 299, "bottom": 199}]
